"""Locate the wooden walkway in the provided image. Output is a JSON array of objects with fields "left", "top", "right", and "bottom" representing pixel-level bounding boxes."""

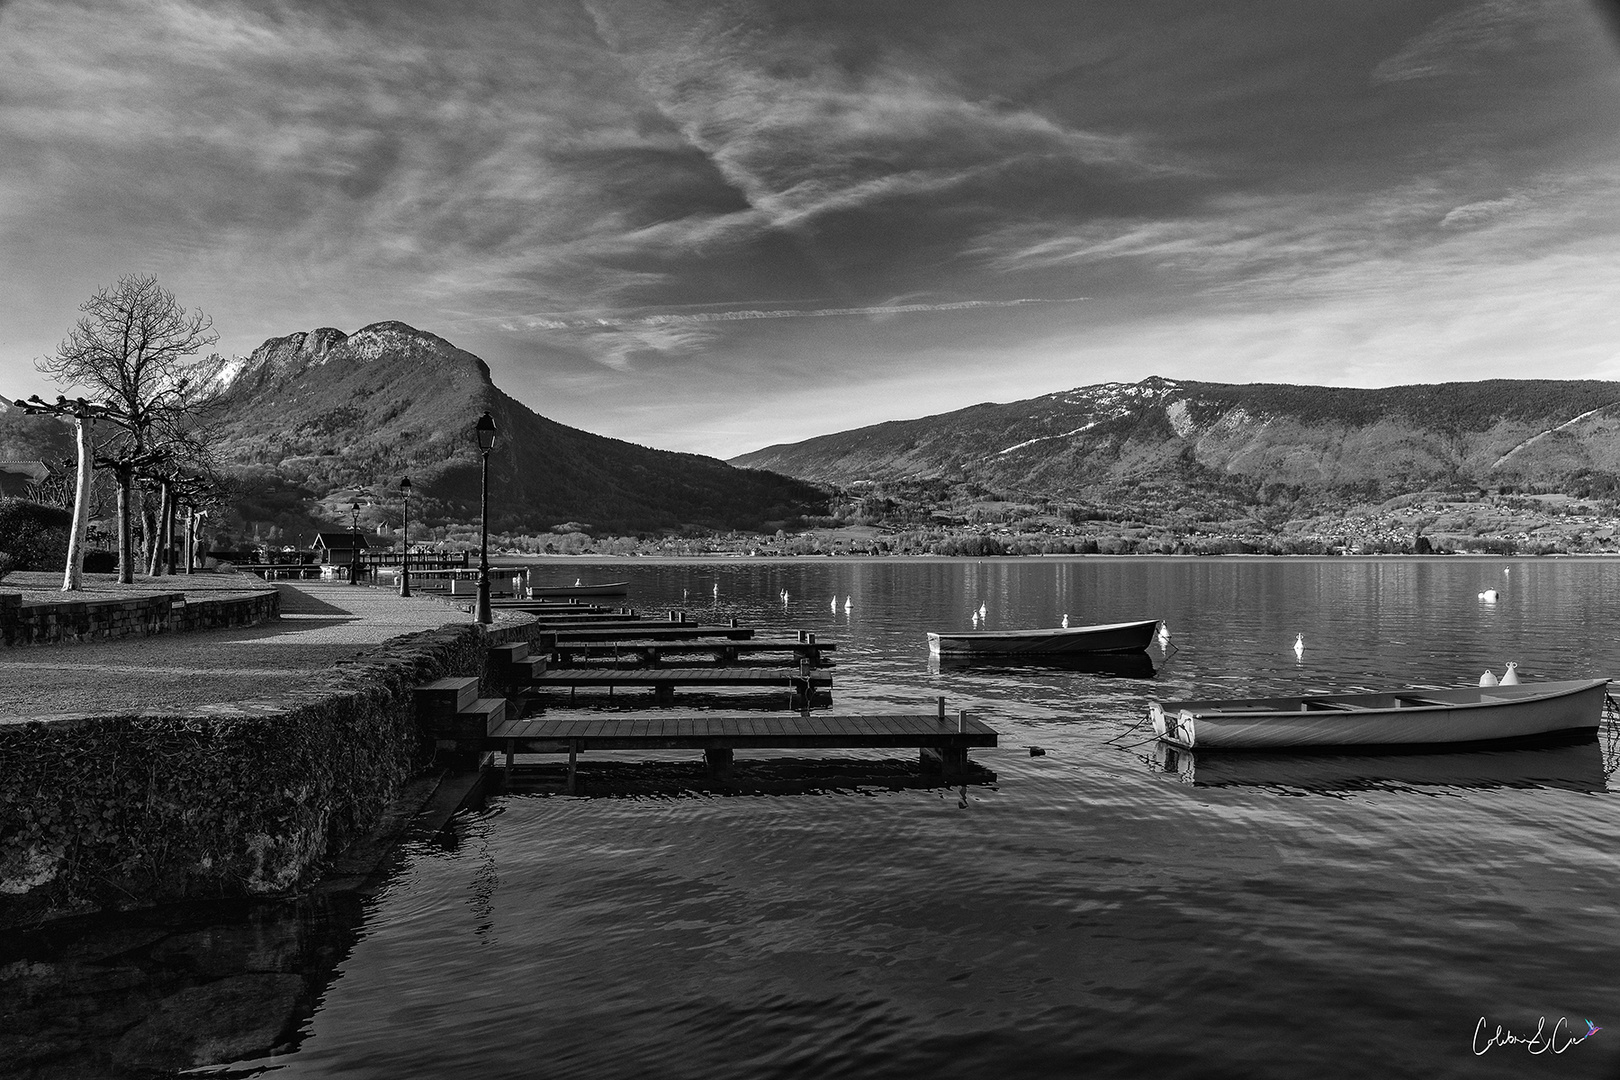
[
  {"left": 550, "top": 625, "right": 754, "bottom": 643},
  {"left": 552, "top": 638, "right": 835, "bottom": 666},
  {"left": 486, "top": 712, "right": 997, "bottom": 785},
  {"left": 524, "top": 665, "right": 830, "bottom": 703}
]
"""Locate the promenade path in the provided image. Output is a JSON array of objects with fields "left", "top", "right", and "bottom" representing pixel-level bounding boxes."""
[{"left": 0, "top": 582, "right": 527, "bottom": 722}]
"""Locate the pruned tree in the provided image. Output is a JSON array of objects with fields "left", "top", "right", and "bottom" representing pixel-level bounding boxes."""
[{"left": 37, "top": 274, "right": 218, "bottom": 583}]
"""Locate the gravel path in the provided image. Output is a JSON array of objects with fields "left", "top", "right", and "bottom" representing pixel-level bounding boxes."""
[{"left": 0, "top": 582, "right": 527, "bottom": 722}]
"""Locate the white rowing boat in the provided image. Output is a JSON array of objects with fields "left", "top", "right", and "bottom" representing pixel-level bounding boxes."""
[
  {"left": 927, "top": 619, "right": 1160, "bottom": 657},
  {"left": 1149, "top": 678, "right": 1609, "bottom": 750}
]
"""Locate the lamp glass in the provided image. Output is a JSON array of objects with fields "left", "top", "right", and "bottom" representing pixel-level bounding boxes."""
[{"left": 476, "top": 412, "right": 497, "bottom": 452}]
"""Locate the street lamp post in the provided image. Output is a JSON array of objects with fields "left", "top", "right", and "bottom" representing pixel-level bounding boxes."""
[
  {"left": 475, "top": 412, "right": 497, "bottom": 624},
  {"left": 349, "top": 501, "right": 361, "bottom": 585},
  {"left": 399, "top": 477, "right": 412, "bottom": 597}
]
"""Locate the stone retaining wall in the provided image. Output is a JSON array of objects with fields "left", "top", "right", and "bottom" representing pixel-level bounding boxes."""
[
  {"left": 0, "top": 616, "right": 546, "bottom": 928},
  {"left": 0, "top": 587, "right": 280, "bottom": 646}
]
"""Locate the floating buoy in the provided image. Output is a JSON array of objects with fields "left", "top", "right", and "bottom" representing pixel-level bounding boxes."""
[
  {"left": 1061, "top": 614, "right": 1069, "bottom": 628},
  {"left": 1157, "top": 623, "right": 1170, "bottom": 645},
  {"left": 1479, "top": 670, "right": 1499, "bottom": 687},
  {"left": 1501, "top": 662, "right": 1520, "bottom": 685},
  {"left": 1293, "top": 633, "right": 1304, "bottom": 660},
  {"left": 979, "top": 602, "right": 987, "bottom": 618},
  {"left": 844, "top": 597, "right": 852, "bottom": 612},
  {"left": 574, "top": 578, "right": 582, "bottom": 587},
  {"left": 831, "top": 596, "right": 838, "bottom": 613},
  {"left": 971, "top": 611, "right": 980, "bottom": 628},
  {"left": 712, "top": 582, "right": 719, "bottom": 598},
  {"left": 1479, "top": 589, "right": 1499, "bottom": 602}
]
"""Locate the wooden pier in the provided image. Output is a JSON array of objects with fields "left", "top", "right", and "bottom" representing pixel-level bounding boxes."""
[
  {"left": 550, "top": 637, "right": 834, "bottom": 666},
  {"left": 415, "top": 596, "right": 1001, "bottom": 795},
  {"left": 521, "top": 665, "right": 831, "bottom": 704},
  {"left": 488, "top": 711, "right": 997, "bottom": 789}
]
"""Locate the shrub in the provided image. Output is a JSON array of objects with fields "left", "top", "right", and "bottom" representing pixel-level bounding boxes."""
[
  {"left": 0, "top": 552, "right": 16, "bottom": 582},
  {"left": 0, "top": 499, "right": 72, "bottom": 570},
  {"left": 81, "top": 549, "right": 118, "bottom": 573}
]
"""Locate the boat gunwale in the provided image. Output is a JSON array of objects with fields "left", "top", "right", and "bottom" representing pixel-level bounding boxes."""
[
  {"left": 926, "top": 618, "right": 1160, "bottom": 643},
  {"left": 1155, "top": 678, "right": 1609, "bottom": 721}
]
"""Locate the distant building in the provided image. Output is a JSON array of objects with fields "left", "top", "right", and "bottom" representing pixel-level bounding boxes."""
[
  {"left": 0, "top": 460, "right": 53, "bottom": 499},
  {"left": 312, "top": 531, "right": 371, "bottom": 565}
]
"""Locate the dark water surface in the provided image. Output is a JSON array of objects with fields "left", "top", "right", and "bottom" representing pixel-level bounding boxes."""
[{"left": 11, "top": 557, "right": 1620, "bottom": 1078}]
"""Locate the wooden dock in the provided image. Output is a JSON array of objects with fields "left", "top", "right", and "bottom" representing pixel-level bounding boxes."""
[
  {"left": 551, "top": 637, "right": 835, "bottom": 666},
  {"left": 487, "top": 711, "right": 997, "bottom": 787},
  {"left": 522, "top": 665, "right": 831, "bottom": 704},
  {"left": 551, "top": 624, "right": 754, "bottom": 643}
]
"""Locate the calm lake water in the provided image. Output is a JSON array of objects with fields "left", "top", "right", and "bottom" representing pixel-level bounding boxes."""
[{"left": 10, "top": 557, "right": 1620, "bottom": 1078}]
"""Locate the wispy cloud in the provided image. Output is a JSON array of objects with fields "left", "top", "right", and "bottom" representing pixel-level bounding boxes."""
[
  {"left": 1371, "top": 0, "right": 1571, "bottom": 84},
  {"left": 514, "top": 297, "right": 1086, "bottom": 331}
]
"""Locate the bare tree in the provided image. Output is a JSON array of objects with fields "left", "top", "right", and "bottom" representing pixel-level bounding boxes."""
[{"left": 37, "top": 274, "right": 218, "bottom": 583}]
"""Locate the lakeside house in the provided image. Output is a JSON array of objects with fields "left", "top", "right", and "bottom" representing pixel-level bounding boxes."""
[
  {"left": 0, "top": 460, "right": 53, "bottom": 499},
  {"left": 312, "top": 531, "right": 370, "bottom": 567}
]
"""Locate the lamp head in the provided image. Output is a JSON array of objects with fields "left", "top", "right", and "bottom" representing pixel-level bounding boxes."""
[
  {"left": 400, "top": 476, "right": 412, "bottom": 497},
  {"left": 475, "top": 411, "right": 497, "bottom": 453}
]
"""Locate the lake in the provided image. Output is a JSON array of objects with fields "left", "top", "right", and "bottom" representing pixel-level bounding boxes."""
[{"left": 8, "top": 557, "right": 1620, "bottom": 1078}]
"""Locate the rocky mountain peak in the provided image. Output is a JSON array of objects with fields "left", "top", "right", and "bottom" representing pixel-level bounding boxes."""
[{"left": 215, "top": 320, "right": 489, "bottom": 393}]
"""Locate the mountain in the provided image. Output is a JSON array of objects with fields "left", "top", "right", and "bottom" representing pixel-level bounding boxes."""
[
  {"left": 730, "top": 376, "right": 1620, "bottom": 510},
  {"left": 203, "top": 321, "right": 824, "bottom": 534}
]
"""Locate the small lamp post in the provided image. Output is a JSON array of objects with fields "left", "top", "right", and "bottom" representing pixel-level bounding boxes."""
[
  {"left": 349, "top": 501, "right": 361, "bottom": 585},
  {"left": 398, "top": 476, "right": 412, "bottom": 597},
  {"left": 475, "top": 411, "right": 497, "bottom": 624}
]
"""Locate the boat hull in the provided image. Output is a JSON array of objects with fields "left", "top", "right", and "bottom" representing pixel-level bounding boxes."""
[
  {"left": 1149, "top": 679, "right": 1609, "bottom": 750},
  {"left": 927, "top": 619, "right": 1160, "bottom": 657}
]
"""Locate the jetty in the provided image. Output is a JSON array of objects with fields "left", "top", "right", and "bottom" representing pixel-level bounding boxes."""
[{"left": 413, "top": 592, "right": 999, "bottom": 793}]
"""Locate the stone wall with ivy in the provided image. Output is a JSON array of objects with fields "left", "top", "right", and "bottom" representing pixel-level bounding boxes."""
[
  {"left": 0, "top": 588, "right": 279, "bottom": 646},
  {"left": 0, "top": 619, "right": 535, "bottom": 928}
]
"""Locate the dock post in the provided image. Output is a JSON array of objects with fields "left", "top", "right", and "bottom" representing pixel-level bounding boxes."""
[
  {"left": 704, "top": 747, "right": 735, "bottom": 781},
  {"left": 567, "top": 742, "right": 578, "bottom": 795},
  {"left": 937, "top": 696, "right": 946, "bottom": 722},
  {"left": 959, "top": 710, "right": 968, "bottom": 733}
]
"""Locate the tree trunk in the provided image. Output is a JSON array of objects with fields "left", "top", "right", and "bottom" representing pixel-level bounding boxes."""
[
  {"left": 149, "top": 482, "right": 173, "bottom": 576},
  {"left": 163, "top": 486, "right": 179, "bottom": 574},
  {"left": 61, "top": 416, "right": 94, "bottom": 591},
  {"left": 116, "top": 469, "right": 134, "bottom": 585},
  {"left": 143, "top": 491, "right": 160, "bottom": 577}
]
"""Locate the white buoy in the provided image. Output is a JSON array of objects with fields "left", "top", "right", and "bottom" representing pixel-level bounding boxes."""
[
  {"left": 830, "top": 596, "right": 838, "bottom": 613},
  {"left": 1501, "top": 662, "right": 1520, "bottom": 685},
  {"left": 713, "top": 582, "right": 719, "bottom": 599},
  {"left": 1157, "top": 622, "right": 1170, "bottom": 645},
  {"left": 1293, "top": 633, "right": 1304, "bottom": 660},
  {"left": 575, "top": 578, "right": 582, "bottom": 587},
  {"left": 844, "top": 597, "right": 852, "bottom": 612},
  {"left": 1479, "top": 670, "right": 1499, "bottom": 687},
  {"left": 979, "top": 603, "right": 988, "bottom": 619},
  {"left": 1479, "top": 589, "right": 1498, "bottom": 602},
  {"left": 971, "top": 611, "right": 980, "bottom": 628},
  {"left": 1061, "top": 614, "right": 1069, "bottom": 628}
]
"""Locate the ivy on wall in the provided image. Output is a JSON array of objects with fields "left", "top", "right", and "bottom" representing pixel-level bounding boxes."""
[{"left": 0, "top": 621, "right": 503, "bottom": 927}]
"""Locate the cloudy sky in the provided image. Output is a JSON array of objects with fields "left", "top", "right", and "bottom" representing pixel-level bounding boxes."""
[{"left": 2, "top": 0, "right": 1618, "bottom": 458}]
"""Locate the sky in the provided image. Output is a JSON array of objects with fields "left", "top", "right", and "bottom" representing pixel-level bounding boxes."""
[{"left": 2, "top": 0, "right": 1619, "bottom": 459}]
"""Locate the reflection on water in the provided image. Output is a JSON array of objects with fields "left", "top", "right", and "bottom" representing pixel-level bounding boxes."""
[
  {"left": 0, "top": 891, "right": 366, "bottom": 1077},
  {"left": 930, "top": 651, "right": 1158, "bottom": 679},
  {"left": 12, "top": 558, "right": 1620, "bottom": 1079},
  {"left": 1151, "top": 735, "right": 1614, "bottom": 794}
]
